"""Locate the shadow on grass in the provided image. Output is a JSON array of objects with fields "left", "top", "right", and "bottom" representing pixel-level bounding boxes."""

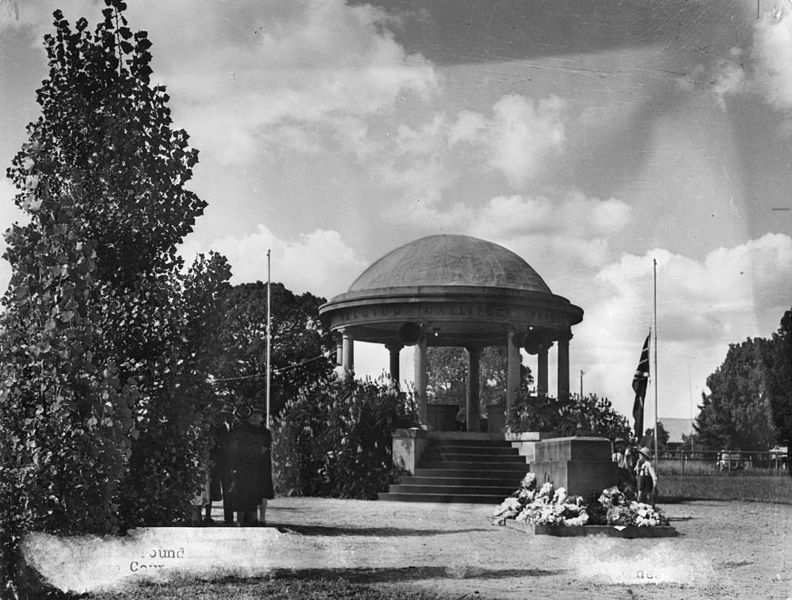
[
  {"left": 222, "top": 565, "right": 563, "bottom": 584},
  {"left": 275, "top": 524, "right": 493, "bottom": 537}
]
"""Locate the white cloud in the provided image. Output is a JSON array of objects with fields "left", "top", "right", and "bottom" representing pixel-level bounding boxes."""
[
  {"left": 387, "top": 190, "right": 632, "bottom": 277},
  {"left": 688, "top": 8, "right": 792, "bottom": 122},
  {"left": 753, "top": 4, "right": 792, "bottom": 111},
  {"left": 448, "top": 110, "right": 487, "bottom": 145},
  {"left": 573, "top": 233, "right": 792, "bottom": 420},
  {"left": 487, "top": 95, "right": 566, "bottom": 187},
  {"left": 473, "top": 192, "right": 631, "bottom": 239},
  {"left": 379, "top": 95, "right": 570, "bottom": 224},
  {"left": 449, "top": 95, "right": 566, "bottom": 188},
  {"left": 712, "top": 55, "right": 746, "bottom": 110},
  {"left": 136, "top": 0, "right": 439, "bottom": 164},
  {"left": 3, "top": 0, "right": 440, "bottom": 163},
  {"left": 180, "top": 225, "right": 367, "bottom": 300}
]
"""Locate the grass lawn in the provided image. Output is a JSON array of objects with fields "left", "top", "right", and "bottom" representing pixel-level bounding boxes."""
[
  {"left": 88, "top": 574, "right": 447, "bottom": 600},
  {"left": 659, "top": 473, "right": 792, "bottom": 503}
]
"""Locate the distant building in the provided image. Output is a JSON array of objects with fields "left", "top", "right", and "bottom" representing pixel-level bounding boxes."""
[{"left": 660, "top": 417, "right": 694, "bottom": 451}]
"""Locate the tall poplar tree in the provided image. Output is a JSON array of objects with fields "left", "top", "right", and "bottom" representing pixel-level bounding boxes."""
[{"left": 0, "top": 1, "right": 230, "bottom": 592}]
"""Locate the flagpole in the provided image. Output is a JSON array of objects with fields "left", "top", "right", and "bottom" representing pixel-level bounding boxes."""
[
  {"left": 266, "top": 249, "right": 272, "bottom": 429},
  {"left": 653, "top": 258, "right": 658, "bottom": 472}
]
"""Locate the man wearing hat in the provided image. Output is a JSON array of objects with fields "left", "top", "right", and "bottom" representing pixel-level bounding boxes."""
[
  {"left": 211, "top": 403, "right": 236, "bottom": 525},
  {"left": 634, "top": 446, "right": 658, "bottom": 506},
  {"left": 225, "top": 404, "right": 274, "bottom": 525},
  {"left": 612, "top": 438, "right": 636, "bottom": 496}
]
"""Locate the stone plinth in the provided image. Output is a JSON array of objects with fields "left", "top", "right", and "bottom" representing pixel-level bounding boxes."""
[
  {"left": 391, "top": 427, "right": 429, "bottom": 474},
  {"left": 531, "top": 436, "right": 616, "bottom": 497},
  {"left": 505, "top": 431, "right": 560, "bottom": 462}
]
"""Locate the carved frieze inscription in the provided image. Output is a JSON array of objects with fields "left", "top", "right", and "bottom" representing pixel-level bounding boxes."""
[{"left": 332, "top": 303, "right": 567, "bottom": 327}]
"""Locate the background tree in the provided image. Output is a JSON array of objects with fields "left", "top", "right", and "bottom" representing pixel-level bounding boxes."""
[
  {"left": 427, "top": 346, "right": 533, "bottom": 408},
  {"left": 694, "top": 337, "right": 776, "bottom": 451},
  {"left": 640, "top": 422, "right": 670, "bottom": 453},
  {"left": 508, "top": 392, "right": 632, "bottom": 440},
  {"left": 212, "top": 282, "right": 335, "bottom": 415},
  {"left": 0, "top": 2, "right": 230, "bottom": 592},
  {"left": 765, "top": 308, "right": 792, "bottom": 473}
]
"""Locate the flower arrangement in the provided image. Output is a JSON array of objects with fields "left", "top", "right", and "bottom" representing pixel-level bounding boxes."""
[
  {"left": 492, "top": 477, "right": 590, "bottom": 527},
  {"left": 492, "top": 479, "right": 669, "bottom": 528}
]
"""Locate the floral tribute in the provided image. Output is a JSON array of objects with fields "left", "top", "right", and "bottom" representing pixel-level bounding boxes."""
[{"left": 492, "top": 475, "right": 669, "bottom": 529}]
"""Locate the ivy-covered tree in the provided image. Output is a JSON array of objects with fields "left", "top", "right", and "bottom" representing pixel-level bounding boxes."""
[
  {"left": 212, "top": 282, "right": 335, "bottom": 415},
  {"left": 765, "top": 308, "right": 792, "bottom": 473},
  {"left": 0, "top": 1, "right": 230, "bottom": 592},
  {"left": 694, "top": 337, "right": 776, "bottom": 451}
]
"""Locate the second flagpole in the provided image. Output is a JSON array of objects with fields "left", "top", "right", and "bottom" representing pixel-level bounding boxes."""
[
  {"left": 266, "top": 249, "right": 271, "bottom": 430},
  {"left": 653, "top": 258, "right": 658, "bottom": 473}
]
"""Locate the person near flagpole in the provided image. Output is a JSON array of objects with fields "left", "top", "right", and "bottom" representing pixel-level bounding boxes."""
[
  {"left": 635, "top": 446, "right": 658, "bottom": 506},
  {"left": 612, "top": 437, "right": 637, "bottom": 498}
]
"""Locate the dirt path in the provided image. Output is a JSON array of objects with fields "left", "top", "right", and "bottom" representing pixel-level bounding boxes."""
[{"left": 263, "top": 497, "right": 792, "bottom": 600}]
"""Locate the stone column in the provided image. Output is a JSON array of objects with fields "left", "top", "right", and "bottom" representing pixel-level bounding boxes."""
[
  {"left": 538, "top": 343, "right": 550, "bottom": 397},
  {"left": 506, "top": 329, "right": 521, "bottom": 420},
  {"left": 413, "top": 336, "right": 428, "bottom": 425},
  {"left": 558, "top": 335, "right": 570, "bottom": 401},
  {"left": 341, "top": 329, "right": 354, "bottom": 373},
  {"left": 335, "top": 335, "right": 343, "bottom": 366},
  {"left": 386, "top": 343, "right": 402, "bottom": 385},
  {"left": 465, "top": 346, "right": 481, "bottom": 433}
]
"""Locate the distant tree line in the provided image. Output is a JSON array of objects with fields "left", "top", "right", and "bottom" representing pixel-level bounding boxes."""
[{"left": 692, "top": 308, "right": 792, "bottom": 457}]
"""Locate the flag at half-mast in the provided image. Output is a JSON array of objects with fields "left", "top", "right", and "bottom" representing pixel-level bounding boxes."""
[{"left": 632, "top": 333, "right": 651, "bottom": 439}]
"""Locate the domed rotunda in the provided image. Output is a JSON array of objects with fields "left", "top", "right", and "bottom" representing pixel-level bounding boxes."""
[{"left": 319, "top": 234, "right": 583, "bottom": 431}]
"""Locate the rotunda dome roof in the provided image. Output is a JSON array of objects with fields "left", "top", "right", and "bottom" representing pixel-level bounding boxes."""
[{"left": 348, "top": 234, "right": 551, "bottom": 294}]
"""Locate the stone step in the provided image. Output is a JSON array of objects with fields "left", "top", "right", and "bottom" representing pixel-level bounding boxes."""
[
  {"left": 388, "top": 483, "right": 517, "bottom": 495},
  {"left": 430, "top": 439, "right": 513, "bottom": 448},
  {"left": 421, "top": 445, "right": 520, "bottom": 456},
  {"left": 378, "top": 492, "right": 505, "bottom": 504},
  {"left": 420, "top": 452, "right": 524, "bottom": 463},
  {"left": 418, "top": 460, "right": 527, "bottom": 470},
  {"left": 398, "top": 475, "right": 523, "bottom": 488},
  {"left": 413, "top": 467, "right": 528, "bottom": 479}
]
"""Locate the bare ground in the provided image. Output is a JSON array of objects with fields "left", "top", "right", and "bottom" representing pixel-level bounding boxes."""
[{"left": 256, "top": 496, "right": 792, "bottom": 600}]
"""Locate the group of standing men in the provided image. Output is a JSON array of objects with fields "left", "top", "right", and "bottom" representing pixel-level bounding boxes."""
[
  {"left": 204, "top": 402, "right": 274, "bottom": 526},
  {"left": 612, "top": 438, "right": 658, "bottom": 505}
]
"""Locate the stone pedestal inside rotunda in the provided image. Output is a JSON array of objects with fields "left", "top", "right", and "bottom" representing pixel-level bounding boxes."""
[{"left": 531, "top": 437, "right": 617, "bottom": 497}]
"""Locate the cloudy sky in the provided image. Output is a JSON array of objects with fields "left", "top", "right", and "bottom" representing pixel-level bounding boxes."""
[{"left": 1, "top": 0, "right": 791, "bottom": 424}]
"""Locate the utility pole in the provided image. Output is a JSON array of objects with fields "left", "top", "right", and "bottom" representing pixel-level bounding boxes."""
[{"left": 579, "top": 370, "right": 584, "bottom": 398}]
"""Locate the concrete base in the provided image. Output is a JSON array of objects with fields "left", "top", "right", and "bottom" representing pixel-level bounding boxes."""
[
  {"left": 505, "top": 431, "right": 560, "bottom": 463},
  {"left": 505, "top": 521, "right": 677, "bottom": 538},
  {"left": 530, "top": 436, "right": 617, "bottom": 497}
]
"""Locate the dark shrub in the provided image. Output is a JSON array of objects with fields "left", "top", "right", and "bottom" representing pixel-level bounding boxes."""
[{"left": 272, "top": 377, "right": 419, "bottom": 499}]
